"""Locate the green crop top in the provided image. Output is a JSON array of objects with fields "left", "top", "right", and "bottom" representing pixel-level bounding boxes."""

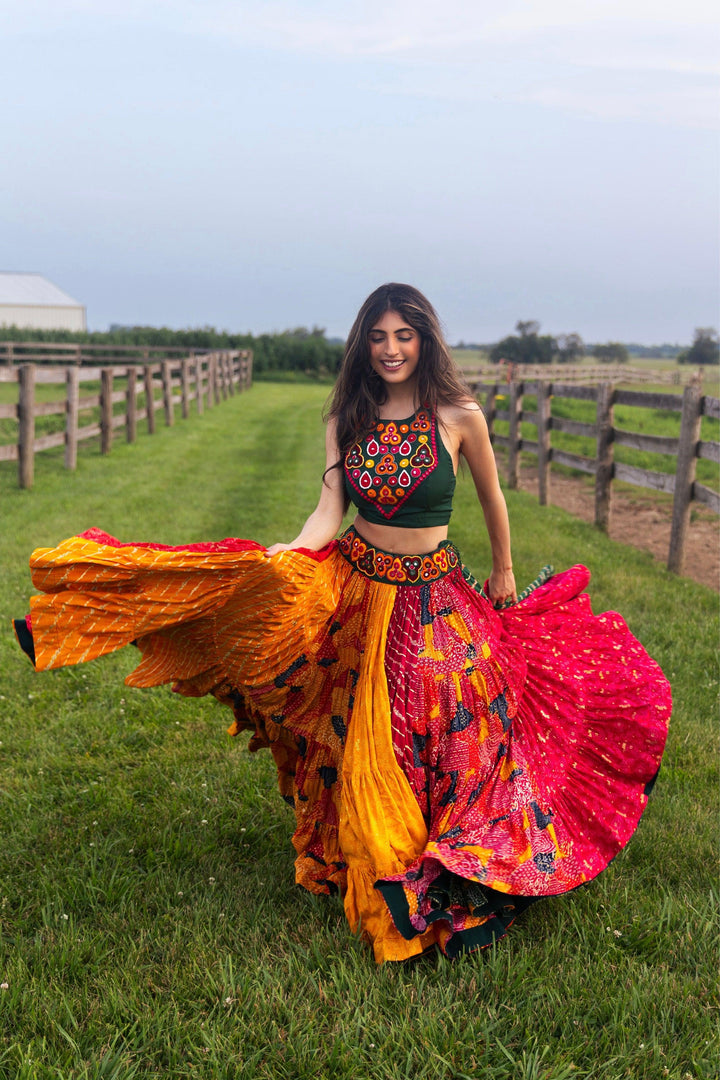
[{"left": 343, "top": 408, "right": 456, "bottom": 528}]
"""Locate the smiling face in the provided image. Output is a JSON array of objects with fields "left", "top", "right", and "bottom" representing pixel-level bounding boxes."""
[{"left": 368, "top": 310, "right": 421, "bottom": 389}]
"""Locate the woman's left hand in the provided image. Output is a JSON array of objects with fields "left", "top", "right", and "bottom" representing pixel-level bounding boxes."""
[{"left": 488, "top": 567, "right": 517, "bottom": 607}]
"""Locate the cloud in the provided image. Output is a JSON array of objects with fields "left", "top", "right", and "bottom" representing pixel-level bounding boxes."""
[{"left": 2, "top": 0, "right": 717, "bottom": 127}]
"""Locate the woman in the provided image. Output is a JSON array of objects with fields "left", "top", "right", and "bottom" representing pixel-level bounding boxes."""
[{"left": 16, "top": 283, "right": 671, "bottom": 963}]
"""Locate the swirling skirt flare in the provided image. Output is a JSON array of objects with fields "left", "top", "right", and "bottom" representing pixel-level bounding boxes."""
[{"left": 20, "top": 525, "right": 671, "bottom": 962}]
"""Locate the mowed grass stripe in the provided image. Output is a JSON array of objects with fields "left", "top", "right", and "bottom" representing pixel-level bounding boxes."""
[{"left": 0, "top": 383, "right": 717, "bottom": 1080}]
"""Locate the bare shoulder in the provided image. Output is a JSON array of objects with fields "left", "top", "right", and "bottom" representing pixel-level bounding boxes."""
[{"left": 438, "top": 398, "right": 487, "bottom": 437}]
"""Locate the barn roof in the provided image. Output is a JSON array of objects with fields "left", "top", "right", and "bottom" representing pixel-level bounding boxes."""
[{"left": 0, "top": 272, "right": 82, "bottom": 307}]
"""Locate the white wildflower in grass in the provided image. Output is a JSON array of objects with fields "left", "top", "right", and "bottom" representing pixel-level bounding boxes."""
[
  {"left": 208, "top": 877, "right": 216, "bottom": 884},
  {"left": 613, "top": 929, "right": 622, "bottom": 937},
  {"left": 201, "top": 819, "right": 208, "bottom": 825},
  {"left": 61, "top": 914, "right": 68, "bottom": 921},
  {"left": 224, "top": 997, "right": 233, "bottom": 1006},
  {"left": 0, "top": 983, "right": 8, "bottom": 991},
  {"left": 177, "top": 892, "right": 183, "bottom": 897}
]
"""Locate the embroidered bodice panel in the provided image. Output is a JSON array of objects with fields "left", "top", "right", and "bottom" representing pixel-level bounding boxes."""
[{"left": 343, "top": 409, "right": 456, "bottom": 528}]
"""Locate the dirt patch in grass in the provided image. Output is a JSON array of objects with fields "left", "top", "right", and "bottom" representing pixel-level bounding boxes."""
[{"left": 516, "top": 466, "right": 719, "bottom": 592}]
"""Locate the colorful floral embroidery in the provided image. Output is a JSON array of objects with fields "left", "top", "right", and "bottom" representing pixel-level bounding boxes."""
[
  {"left": 345, "top": 409, "right": 438, "bottom": 519},
  {"left": 338, "top": 526, "right": 459, "bottom": 585}
]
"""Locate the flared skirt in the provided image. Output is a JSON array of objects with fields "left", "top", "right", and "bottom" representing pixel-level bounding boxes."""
[{"left": 19, "top": 524, "right": 671, "bottom": 962}]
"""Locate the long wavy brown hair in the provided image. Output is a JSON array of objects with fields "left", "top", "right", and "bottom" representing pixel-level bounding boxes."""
[{"left": 325, "top": 283, "right": 471, "bottom": 468}]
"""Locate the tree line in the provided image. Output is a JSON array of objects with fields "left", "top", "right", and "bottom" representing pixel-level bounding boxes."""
[
  {"left": 487, "top": 322, "right": 719, "bottom": 366},
  {"left": 0, "top": 324, "right": 345, "bottom": 376},
  {"left": 1, "top": 321, "right": 717, "bottom": 371}
]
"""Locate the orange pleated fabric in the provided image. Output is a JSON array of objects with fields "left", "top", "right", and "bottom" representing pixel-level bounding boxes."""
[{"left": 27, "top": 529, "right": 437, "bottom": 960}]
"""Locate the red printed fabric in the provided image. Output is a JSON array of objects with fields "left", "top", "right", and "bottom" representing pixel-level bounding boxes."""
[{"left": 377, "top": 565, "right": 670, "bottom": 951}]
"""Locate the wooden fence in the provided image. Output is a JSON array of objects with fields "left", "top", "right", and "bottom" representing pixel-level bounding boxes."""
[
  {"left": 469, "top": 377, "right": 720, "bottom": 576},
  {"left": 0, "top": 350, "right": 252, "bottom": 490},
  {"left": 463, "top": 363, "right": 705, "bottom": 386}
]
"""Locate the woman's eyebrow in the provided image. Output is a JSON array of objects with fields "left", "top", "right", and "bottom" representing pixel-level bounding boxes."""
[{"left": 369, "top": 326, "right": 415, "bottom": 334}]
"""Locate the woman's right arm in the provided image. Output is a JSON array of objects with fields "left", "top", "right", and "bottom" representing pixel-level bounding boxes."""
[{"left": 265, "top": 419, "right": 346, "bottom": 555}]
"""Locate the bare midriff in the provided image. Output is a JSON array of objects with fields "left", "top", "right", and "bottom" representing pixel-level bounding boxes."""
[{"left": 352, "top": 514, "right": 449, "bottom": 555}]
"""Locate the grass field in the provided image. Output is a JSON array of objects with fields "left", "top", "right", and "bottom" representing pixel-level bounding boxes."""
[{"left": 0, "top": 383, "right": 718, "bottom": 1079}]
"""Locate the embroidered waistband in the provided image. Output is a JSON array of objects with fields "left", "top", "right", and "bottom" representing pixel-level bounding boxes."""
[{"left": 337, "top": 525, "right": 460, "bottom": 586}]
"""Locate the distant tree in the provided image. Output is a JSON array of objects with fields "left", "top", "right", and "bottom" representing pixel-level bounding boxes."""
[
  {"left": 678, "top": 327, "right": 719, "bottom": 365},
  {"left": 489, "top": 320, "right": 556, "bottom": 365},
  {"left": 556, "top": 333, "right": 585, "bottom": 363},
  {"left": 592, "top": 342, "right": 629, "bottom": 364},
  {"left": 515, "top": 319, "right": 540, "bottom": 338}
]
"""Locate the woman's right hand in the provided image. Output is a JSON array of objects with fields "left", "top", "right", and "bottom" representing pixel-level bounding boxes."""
[{"left": 264, "top": 543, "right": 294, "bottom": 557}]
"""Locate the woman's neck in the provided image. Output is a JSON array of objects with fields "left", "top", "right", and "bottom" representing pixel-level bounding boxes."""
[{"left": 378, "top": 389, "right": 419, "bottom": 420}]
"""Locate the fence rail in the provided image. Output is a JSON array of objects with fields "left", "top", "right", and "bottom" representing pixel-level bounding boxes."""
[
  {"left": 469, "top": 377, "right": 719, "bottom": 576},
  {"left": 0, "top": 341, "right": 220, "bottom": 365},
  {"left": 464, "top": 364, "right": 706, "bottom": 387},
  {"left": 1, "top": 350, "right": 252, "bottom": 488}
]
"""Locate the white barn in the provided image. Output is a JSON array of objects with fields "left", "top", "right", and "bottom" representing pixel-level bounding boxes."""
[{"left": 0, "top": 272, "right": 86, "bottom": 332}]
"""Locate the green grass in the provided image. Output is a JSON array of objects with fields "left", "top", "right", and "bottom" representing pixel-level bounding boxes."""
[{"left": 0, "top": 383, "right": 718, "bottom": 1079}]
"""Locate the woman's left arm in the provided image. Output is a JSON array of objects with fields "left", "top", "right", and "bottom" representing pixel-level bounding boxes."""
[{"left": 455, "top": 404, "right": 517, "bottom": 605}]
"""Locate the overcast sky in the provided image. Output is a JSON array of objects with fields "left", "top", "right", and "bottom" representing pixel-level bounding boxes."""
[{"left": 1, "top": 0, "right": 718, "bottom": 343}]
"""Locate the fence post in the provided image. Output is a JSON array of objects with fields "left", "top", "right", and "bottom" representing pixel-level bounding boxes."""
[
  {"left": 126, "top": 366, "right": 137, "bottom": 443},
  {"left": 218, "top": 354, "right": 228, "bottom": 400},
  {"left": 537, "top": 381, "right": 552, "bottom": 506},
  {"left": 668, "top": 382, "right": 703, "bottom": 574},
  {"left": 195, "top": 355, "right": 204, "bottom": 414},
  {"left": 507, "top": 380, "right": 523, "bottom": 489},
  {"left": 245, "top": 349, "right": 253, "bottom": 389},
  {"left": 144, "top": 364, "right": 156, "bottom": 433},
  {"left": 18, "top": 363, "right": 36, "bottom": 489},
  {"left": 484, "top": 383, "right": 497, "bottom": 444},
  {"left": 224, "top": 354, "right": 234, "bottom": 396},
  {"left": 65, "top": 366, "right": 79, "bottom": 469},
  {"left": 100, "top": 368, "right": 113, "bottom": 454},
  {"left": 594, "top": 382, "right": 614, "bottom": 531},
  {"left": 180, "top": 357, "right": 190, "bottom": 419},
  {"left": 212, "top": 354, "right": 220, "bottom": 405},
  {"left": 162, "top": 360, "right": 174, "bottom": 426}
]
